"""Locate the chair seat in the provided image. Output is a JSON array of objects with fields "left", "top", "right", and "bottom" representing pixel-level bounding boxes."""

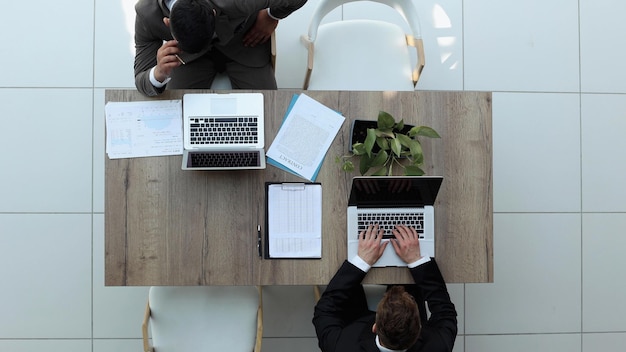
[
  {"left": 210, "top": 72, "right": 233, "bottom": 89},
  {"left": 307, "top": 20, "right": 414, "bottom": 91},
  {"left": 148, "top": 286, "right": 259, "bottom": 352}
]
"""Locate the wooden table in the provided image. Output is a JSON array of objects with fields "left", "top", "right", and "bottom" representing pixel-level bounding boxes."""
[{"left": 105, "top": 89, "right": 493, "bottom": 285}]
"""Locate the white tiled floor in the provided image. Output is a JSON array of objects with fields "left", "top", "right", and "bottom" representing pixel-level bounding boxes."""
[{"left": 1, "top": 0, "right": 625, "bottom": 351}]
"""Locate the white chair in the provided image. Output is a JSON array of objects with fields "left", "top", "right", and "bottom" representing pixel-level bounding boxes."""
[
  {"left": 301, "top": 0, "right": 425, "bottom": 91},
  {"left": 142, "top": 286, "right": 263, "bottom": 352}
]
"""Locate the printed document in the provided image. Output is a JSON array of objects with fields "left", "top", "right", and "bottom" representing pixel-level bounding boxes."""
[
  {"left": 105, "top": 100, "right": 183, "bottom": 159},
  {"left": 266, "top": 183, "right": 322, "bottom": 258},
  {"left": 266, "top": 94, "right": 344, "bottom": 181}
]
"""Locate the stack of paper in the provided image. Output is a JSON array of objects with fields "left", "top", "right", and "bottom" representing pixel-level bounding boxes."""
[{"left": 266, "top": 94, "right": 345, "bottom": 181}]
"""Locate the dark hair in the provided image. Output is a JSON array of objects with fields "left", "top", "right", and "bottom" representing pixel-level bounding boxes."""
[
  {"left": 169, "top": 0, "right": 215, "bottom": 53},
  {"left": 375, "top": 286, "right": 422, "bottom": 350}
]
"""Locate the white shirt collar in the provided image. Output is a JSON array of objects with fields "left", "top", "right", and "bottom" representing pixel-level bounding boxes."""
[{"left": 375, "top": 335, "right": 407, "bottom": 352}]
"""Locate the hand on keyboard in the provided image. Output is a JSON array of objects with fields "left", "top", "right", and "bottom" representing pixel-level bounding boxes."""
[
  {"left": 357, "top": 224, "right": 388, "bottom": 266},
  {"left": 390, "top": 225, "right": 422, "bottom": 264}
]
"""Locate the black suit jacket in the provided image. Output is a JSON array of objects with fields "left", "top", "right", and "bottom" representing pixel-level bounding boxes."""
[{"left": 313, "top": 259, "right": 457, "bottom": 352}]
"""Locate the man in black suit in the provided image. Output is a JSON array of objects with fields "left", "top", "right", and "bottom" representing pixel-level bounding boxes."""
[
  {"left": 313, "top": 225, "right": 457, "bottom": 352},
  {"left": 133, "top": 0, "right": 307, "bottom": 96}
]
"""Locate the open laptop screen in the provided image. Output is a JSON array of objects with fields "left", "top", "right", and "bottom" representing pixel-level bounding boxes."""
[{"left": 347, "top": 176, "right": 443, "bottom": 208}]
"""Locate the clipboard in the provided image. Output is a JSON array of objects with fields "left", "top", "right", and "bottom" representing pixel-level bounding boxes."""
[{"left": 264, "top": 182, "right": 322, "bottom": 259}]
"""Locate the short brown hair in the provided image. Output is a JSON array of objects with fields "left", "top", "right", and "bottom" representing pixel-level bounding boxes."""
[{"left": 375, "top": 286, "right": 421, "bottom": 350}]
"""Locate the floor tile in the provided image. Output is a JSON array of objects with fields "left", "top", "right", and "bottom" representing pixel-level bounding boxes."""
[
  {"left": 582, "top": 214, "right": 626, "bottom": 332},
  {"left": 94, "top": 0, "right": 136, "bottom": 88},
  {"left": 580, "top": 0, "right": 626, "bottom": 93},
  {"left": 0, "top": 89, "right": 93, "bottom": 213},
  {"left": 94, "top": 339, "right": 145, "bottom": 352},
  {"left": 465, "top": 214, "right": 581, "bottom": 334},
  {"left": 262, "top": 337, "right": 320, "bottom": 352},
  {"left": 581, "top": 94, "right": 626, "bottom": 212},
  {"left": 0, "top": 214, "right": 92, "bottom": 338},
  {"left": 93, "top": 214, "right": 150, "bottom": 338},
  {"left": 0, "top": 340, "right": 92, "bottom": 352},
  {"left": 447, "top": 283, "right": 465, "bottom": 335},
  {"left": 453, "top": 335, "right": 464, "bottom": 352},
  {"left": 466, "top": 334, "right": 581, "bottom": 352},
  {"left": 583, "top": 333, "right": 626, "bottom": 352},
  {"left": 93, "top": 89, "right": 106, "bottom": 213},
  {"left": 2, "top": 1, "right": 93, "bottom": 87},
  {"left": 262, "top": 286, "right": 318, "bottom": 337},
  {"left": 492, "top": 92, "right": 581, "bottom": 213},
  {"left": 464, "top": 0, "right": 579, "bottom": 92}
]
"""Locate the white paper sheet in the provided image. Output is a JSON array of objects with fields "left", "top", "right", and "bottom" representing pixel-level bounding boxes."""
[
  {"left": 267, "top": 183, "right": 322, "bottom": 258},
  {"left": 266, "top": 94, "right": 344, "bottom": 181},
  {"left": 105, "top": 100, "right": 183, "bottom": 159}
]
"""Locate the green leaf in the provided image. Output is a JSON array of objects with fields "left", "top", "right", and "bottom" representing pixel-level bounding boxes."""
[
  {"left": 390, "top": 137, "right": 402, "bottom": 157},
  {"left": 377, "top": 111, "right": 396, "bottom": 130},
  {"left": 407, "top": 139, "right": 423, "bottom": 160},
  {"left": 370, "top": 150, "right": 388, "bottom": 167},
  {"left": 359, "top": 153, "right": 372, "bottom": 175},
  {"left": 396, "top": 133, "right": 413, "bottom": 148},
  {"left": 409, "top": 126, "right": 441, "bottom": 138},
  {"left": 364, "top": 128, "right": 377, "bottom": 157},
  {"left": 413, "top": 152, "right": 424, "bottom": 165},
  {"left": 376, "top": 137, "right": 390, "bottom": 151},
  {"left": 375, "top": 129, "right": 395, "bottom": 138},
  {"left": 395, "top": 119, "right": 405, "bottom": 131},
  {"left": 342, "top": 160, "right": 355, "bottom": 172},
  {"left": 404, "top": 165, "right": 425, "bottom": 176},
  {"left": 352, "top": 142, "right": 367, "bottom": 156}
]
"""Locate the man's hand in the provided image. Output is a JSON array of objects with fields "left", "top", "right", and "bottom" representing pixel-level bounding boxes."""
[
  {"left": 390, "top": 225, "right": 422, "bottom": 264},
  {"left": 154, "top": 40, "right": 182, "bottom": 82},
  {"left": 243, "top": 9, "right": 278, "bottom": 47},
  {"left": 357, "top": 224, "right": 388, "bottom": 266}
]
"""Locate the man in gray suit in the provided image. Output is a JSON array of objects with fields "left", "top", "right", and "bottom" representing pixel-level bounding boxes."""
[{"left": 134, "top": 0, "right": 307, "bottom": 96}]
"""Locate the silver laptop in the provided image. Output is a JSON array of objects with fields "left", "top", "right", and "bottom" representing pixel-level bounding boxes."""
[
  {"left": 182, "top": 93, "right": 266, "bottom": 170},
  {"left": 347, "top": 176, "right": 443, "bottom": 267}
]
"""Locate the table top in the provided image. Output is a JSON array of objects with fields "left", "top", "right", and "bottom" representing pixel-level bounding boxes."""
[{"left": 105, "top": 89, "right": 493, "bottom": 285}]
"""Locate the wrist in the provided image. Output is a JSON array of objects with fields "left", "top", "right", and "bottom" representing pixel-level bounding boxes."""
[{"left": 149, "top": 66, "right": 170, "bottom": 87}]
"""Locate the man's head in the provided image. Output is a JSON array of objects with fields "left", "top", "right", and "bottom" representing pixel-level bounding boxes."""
[
  {"left": 169, "top": 0, "right": 215, "bottom": 53},
  {"left": 374, "top": 286, "right": 421, "bottom": 350}
]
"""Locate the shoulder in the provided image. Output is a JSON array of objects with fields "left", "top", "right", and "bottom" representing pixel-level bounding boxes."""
[{"left": 135, "top": 0, "right": 161, "bottom": 17}]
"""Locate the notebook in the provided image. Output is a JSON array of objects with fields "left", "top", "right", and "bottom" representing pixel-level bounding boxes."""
[
  {"left": 181, "top": 93, "right": 266, "bottom": 170},
  {"left": 346, "top": 176, "right": 443, "bottom": 267}
]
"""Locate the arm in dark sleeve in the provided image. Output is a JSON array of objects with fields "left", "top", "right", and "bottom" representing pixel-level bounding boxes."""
[
  {"left": 217, "top": 0, "right": 307, "bottom": 19},
  {"left": 133, "top": 3, "right": 165, "bottom": 97},
  {"left": 409, "top": 259, "right": 458, "bottom": 351},
  {"left": 313, "top": 260, "right": 368, "bottom": 352},
  {"left": 268, "top": 0, "right": 308, "bottom": 19}
]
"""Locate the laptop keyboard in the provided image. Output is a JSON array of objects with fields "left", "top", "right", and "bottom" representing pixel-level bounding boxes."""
[
  {"left": 189, "top": 116, "right": 258, "bottom": 145},
  {"left": 357, "top": 212, "right": 425, "bottom": 239},
  {"left": 189, "top": 151, "right": 261, "bottom": 168}
]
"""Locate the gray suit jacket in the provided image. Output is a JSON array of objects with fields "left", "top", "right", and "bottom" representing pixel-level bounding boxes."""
[{"left": 134, "top": 0, "right": 307, "bottom": 96}]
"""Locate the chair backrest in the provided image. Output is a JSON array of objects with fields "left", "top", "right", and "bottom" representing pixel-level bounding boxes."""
[
  {"left": 305, "top": 0, "right": 422, "bottom": 43},
  {"left": 146, "top": 286, "right": 261, "bottom": 352},
  {"left": 301, "top": 0, "right": 425, "bottom": 90}
]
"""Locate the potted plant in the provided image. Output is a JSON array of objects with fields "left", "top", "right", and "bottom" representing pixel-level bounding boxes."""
[{"left": 337, "top": 111, "right": 440, "bottom": 176}]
